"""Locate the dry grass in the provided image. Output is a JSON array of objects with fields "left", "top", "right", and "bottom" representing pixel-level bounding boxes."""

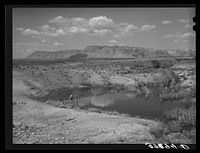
[
  {"left": 85, "top": 107, "right": 132, "bottom": 117},
  {"left": 159, "top": 90, "right": 189, "bottom": 101},
  {"left": 149, "top": 123, "right": 167, "bottom": 139},
  {"left": 164, "top": 106, "right": 196, "bottom": 127}
]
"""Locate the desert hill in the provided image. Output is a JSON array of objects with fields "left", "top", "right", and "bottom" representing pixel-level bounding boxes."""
[{"left": 26, "top": 46, "right": 195, "bottom": 59}]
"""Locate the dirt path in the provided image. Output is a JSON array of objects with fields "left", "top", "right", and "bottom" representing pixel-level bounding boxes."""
[{"left": 13, "top": 71, "right": 159, "bottom": 144}]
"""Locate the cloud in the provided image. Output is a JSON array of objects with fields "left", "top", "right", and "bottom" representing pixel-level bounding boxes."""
[
  {"left": 39, "top": 25, "right": 74, "bottom": 37},
  {"left": 140, "top": 25, "right": 156, "bottom": 32},
  {"left": 41, "top": 39, "right": 51, "bottom": 43},
  {"left": 53, "top": 42, "right": 64, "bottom": 46},
  {"left": 89, "top": 16, "right": 115, "bottom": 28},
  {"left": 108, "top": 39, "right": 124, "bottom": 46},
  {"left": 121, "top": 24, "right": 139, "bottom": 33},
  {"left": 15, "top": 42, "right": 40, "bottom": 46},
  {"left": 178, "top": 19, "right": 190, "bottom": 23},
  {"left": 55, "top": 29, "right": 66, "bottom": 35},
  {"left": 114, "top": 24, "right": 156, "bottom": 38},
  {"left": 48, "top": 16, "right": 116, "bottom": 37},
  {"left": 39, "top": 24, "right": 56, "bottom": 31},
  {"left": 19, "top": 25, "right": 67, "bottom": 37},
  {"left": 31, "top": 35, "right": 43, "bottom": 39},
  {"left": 68, "top": 26, "right": 89, "bottom": 34},
  {"left": 19, "top": 25, "right": 82, "bottom": 38},
  {"left": 174, "top": 39, "right": 188, "bottom": 43},
  {"left": 180, "top": 32, "right": 196, "bottom": 39},
  {"left": 89, "top": 29, "right": 113, "bottom": 36},
  {"left": 38, "top": 25, "right": 65, "bottom": 37},
  {"left": 109, "top": 40, "right": 119, "bottom": 44},
  {"left": 114, "top": 24, "right": 139, "bottom": 38},
  {"left": 18, "top": 16, "right": 157, "bottom": 39},
  {"left": 15, "top": 27, "right": 24, "bottom": 31},
  {"left": 21, "top": 29, "right": 41, "bottom": 35},
  {"left": 70, "top": 17, "right": 90, "bottom": 27},
  {"left": 184, "top": 24, "right": 193, "bottom": 29},
  {"left": 163, "top": 32, "right": 195, "bottom": 42},
  {"left": 49, "top": 15, "right": 115, "bottom": 30},
  {"left": 162, "top": 20, "right": 172, "bottom": 25},
  {"left": 117, "top": 22, "right": 129, "bottom": 27},
  {"left": 163, "top": 33, "right": 175, "bottom": 38},
  {"left": 48, "top": 16, "right": 66, "bottom": 23},
  {"left": 48, "top": 17, "right": 92, "bottom": 35}
]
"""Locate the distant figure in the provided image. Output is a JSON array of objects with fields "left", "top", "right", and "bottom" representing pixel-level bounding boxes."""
[
  {"left": 74, "top": 95, "right": 78, "bottom": 100},
  {"left": 69, "top": 95, "right": 73, "bottom": 101},
  {"left": 74, "top": 95, "right": 79, "bottom": 106}
]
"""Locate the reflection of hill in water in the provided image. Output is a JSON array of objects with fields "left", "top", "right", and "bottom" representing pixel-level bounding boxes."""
[
  {"left": 79, "top": 93, "right": 139, "bottom": 107},
  {"left": 41, "top": 86, "right": 129, "bottom": 102},
  {"left": 90, "top": 95, "right": 115, "bottom": 107},
  {"left": 77, "top": 87, "right": 162, "bottom": 108}
]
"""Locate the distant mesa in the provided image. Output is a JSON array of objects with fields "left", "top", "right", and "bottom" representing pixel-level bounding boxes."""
[{"left": 25, "top": 46, "right": 195, "bottom": 59}]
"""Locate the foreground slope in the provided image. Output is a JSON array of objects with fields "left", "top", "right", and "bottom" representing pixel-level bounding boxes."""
[{"left": 13, "top": 70, "right": 160, "bottom": 144}]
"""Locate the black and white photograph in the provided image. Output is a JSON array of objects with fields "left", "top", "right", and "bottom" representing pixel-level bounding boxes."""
[{"left": 10, "top": 6, "right": 196, "bottom": 147}]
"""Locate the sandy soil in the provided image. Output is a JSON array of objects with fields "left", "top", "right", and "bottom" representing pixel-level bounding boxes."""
[{"left": 13, "top": 70, "right": 160, "bottom": 144}]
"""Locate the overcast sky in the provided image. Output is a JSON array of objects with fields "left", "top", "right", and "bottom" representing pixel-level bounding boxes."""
[{"left": 13, "top": 7, "right": 195, "bottom": 59}]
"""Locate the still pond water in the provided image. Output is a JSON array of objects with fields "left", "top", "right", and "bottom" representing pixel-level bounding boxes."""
[{"left": 37, "top": 86, "right": 188, "bottom": 121}]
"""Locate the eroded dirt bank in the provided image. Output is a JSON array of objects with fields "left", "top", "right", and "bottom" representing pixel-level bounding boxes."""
[{"left": 13, "top": 59, "right": 196, "bottom": 91}]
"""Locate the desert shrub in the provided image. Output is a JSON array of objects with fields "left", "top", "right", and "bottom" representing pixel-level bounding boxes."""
[
  {"left": 86, "top": 107, "right": 131, "bottom": 117},
  {"left": 182, "top": 128, "right": 196, "bottom": 143},
  {"left": 151, "top": 60, "right": 161, "bottom": 68},
  {"left": 106, "top": 81, "right": 114, "bottom": 87},
  {"left": 87, "top": 107, "right": 102, "bottom": 113},
  {"left": 158, "top": 69, "right": 181, "bottom": 93},
  {"left": 102, "top": 110, "right": 120, "bottom": 115},
  {"left": 80, "top": 82, "right": 93, "bottom": 87},
  {"left": 160, "top": 60, "right": 174, "bottom": 68},
  {"left": 190, "top": 85, "right": 196, "bottom": 97},
  {"left": 149, "top": 123, "right": 166, "bottom": 139},
  {"left": 167, "top": 120, "right": 182, "bottom": 132},
  {"left": 159, "top": 90, "right": 189, "bottom": 101},
  {"left": 164, "top": 106, "right": 196, "bottom": 127}
]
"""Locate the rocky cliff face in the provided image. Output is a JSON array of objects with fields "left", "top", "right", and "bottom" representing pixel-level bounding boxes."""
[{"left": 26, "top": 46, "right": 195, "bottom": 59}]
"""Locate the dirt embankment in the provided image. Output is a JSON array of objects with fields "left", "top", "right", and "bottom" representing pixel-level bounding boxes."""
[
  {"left": 13, "top": 70, "right": 161, "bottom": 144},
  {"left": 13, "top": 61, "right": 196, "bottom": 100},
  {"left": 13, "top": 63, "right": 163, "bottom": 91}
]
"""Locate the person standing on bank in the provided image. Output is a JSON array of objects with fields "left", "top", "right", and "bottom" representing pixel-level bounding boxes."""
[
  {"left": 69, "top": 95, "right": 73, "bottom": 101},
  {"left": 74, "top": 95, "right": 79, "bottom": 106}
]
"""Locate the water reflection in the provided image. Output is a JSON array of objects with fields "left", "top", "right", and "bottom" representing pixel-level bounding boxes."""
[
  {"left": 91, "top": 95, "right": 115, "bottom": 107},
  {"left": 78, "top": 92, "right": 154, "bottom": 108},
  {"left": 77, "top": 97, "right": 90, "bottom": 106},
  {"left": 39, "top": 86, "right": 190, "bottom": 120}
]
